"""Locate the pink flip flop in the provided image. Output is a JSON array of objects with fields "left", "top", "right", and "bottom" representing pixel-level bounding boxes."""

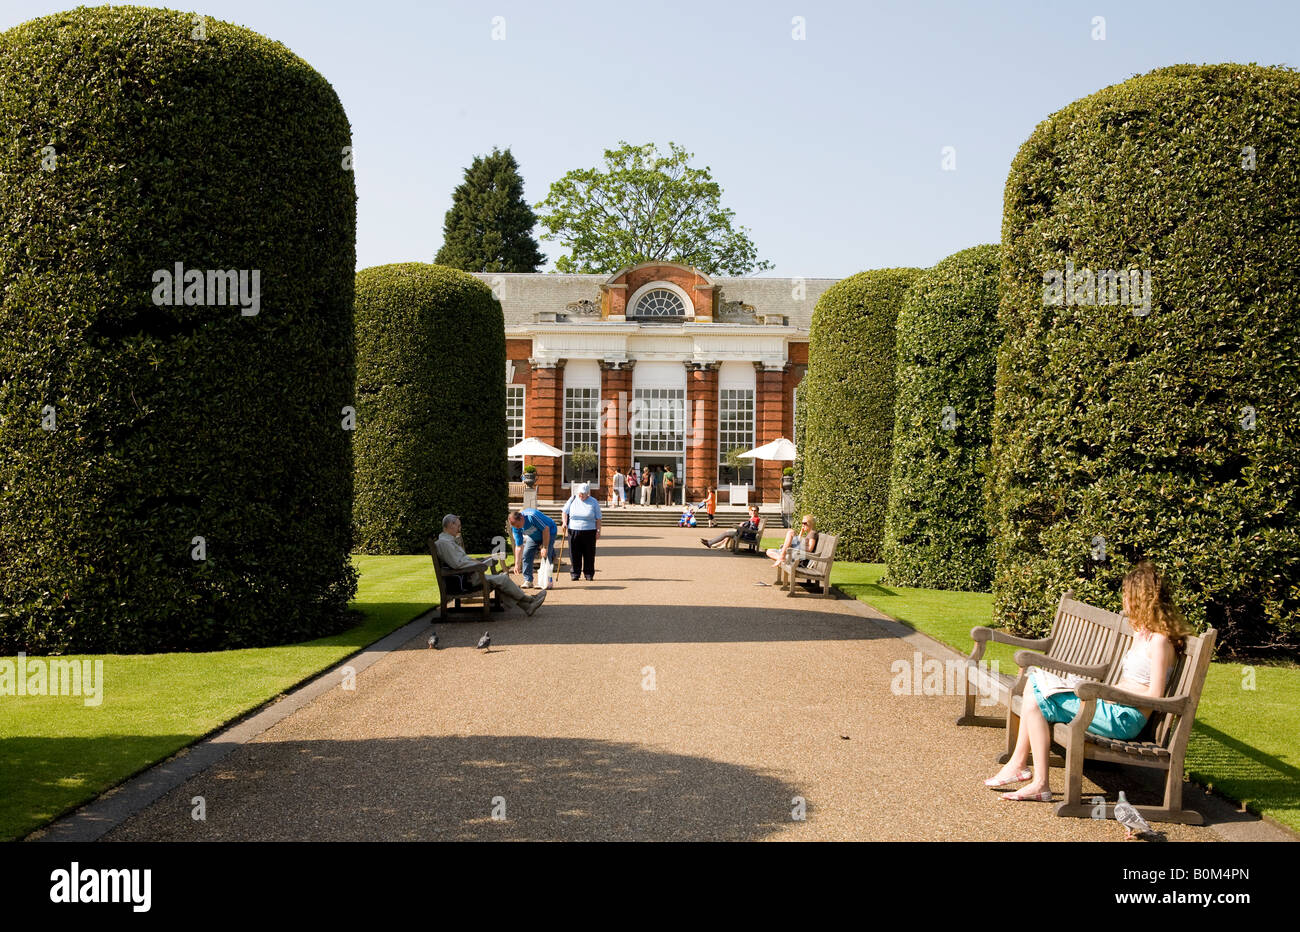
[
  {"left": 999, "top": 789, "right": 1053, "bottom": 802},
  {"left": 984, "top": 769, "right": 1032, "bottom": 788}
]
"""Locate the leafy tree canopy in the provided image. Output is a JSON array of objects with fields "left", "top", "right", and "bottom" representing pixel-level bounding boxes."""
[{"left": 535, "top": 141, "right": 772, "bottom": 275}]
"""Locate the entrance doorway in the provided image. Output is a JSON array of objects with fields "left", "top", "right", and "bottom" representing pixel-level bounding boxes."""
[{"left": 632, "top": 456, "right": 684, "bottom": 506}]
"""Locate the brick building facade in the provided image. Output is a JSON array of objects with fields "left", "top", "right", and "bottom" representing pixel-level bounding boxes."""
[{"left": 480, "top": 263, "right": 834, "bottom": 506}]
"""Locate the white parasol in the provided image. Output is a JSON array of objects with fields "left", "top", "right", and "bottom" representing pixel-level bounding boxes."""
[{"left": 508, "top": 436, "right": 565, "bottom": 458}]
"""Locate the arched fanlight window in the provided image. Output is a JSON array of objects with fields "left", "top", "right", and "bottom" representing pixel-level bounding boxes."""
[{"left": 634, "top": 287, "right": 687, "bottom": 318}]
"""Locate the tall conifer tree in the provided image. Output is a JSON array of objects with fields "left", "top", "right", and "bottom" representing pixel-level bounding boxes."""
[{"left": 435, "top": 148, "right": 545, "bottom": 272}]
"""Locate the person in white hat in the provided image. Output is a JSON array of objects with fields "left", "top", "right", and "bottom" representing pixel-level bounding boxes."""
[{"left": 562, "top": 483, "right": 602, "bottom": 581}]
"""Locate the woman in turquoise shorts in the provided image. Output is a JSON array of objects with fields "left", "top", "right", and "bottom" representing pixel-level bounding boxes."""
[{"left": 984, "top": 561, "right": 1192, "bottom": 802}]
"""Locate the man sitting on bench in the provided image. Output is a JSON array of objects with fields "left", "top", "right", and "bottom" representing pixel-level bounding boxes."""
[
  {"left": 701, "top": 505, "right": 761, "bottom": 552},
  {"left": 435, "top": 514, "right": 546, "bottom": 616}
]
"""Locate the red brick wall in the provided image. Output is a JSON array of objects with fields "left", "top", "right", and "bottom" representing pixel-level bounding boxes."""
[
  {"left": 783, "top": 364, "right": 806, "bottom": 439},
  {"left": 600, "top": 364, "right": 632, "bottom": 497},
  {"left": 507, "top": 338, "right": 533, "bottom": 362},
  {"left": 686, "top": 364, "right": 719, "bottom": 502},
  {"left": 755, "top": 366, "right": 786, "bottom": 503},
  {"left": 602, "top": 264, "right": 716, "bottom": 319},
  {"left": 527, "top": 363, "right": 563, "bottom": 500}
]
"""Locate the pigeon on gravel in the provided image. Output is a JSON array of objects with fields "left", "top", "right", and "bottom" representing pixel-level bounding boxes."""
[
  {"left": 1114, "top": 791, "right": 1152, "bottom": 840},
  {"left": 476, "top": 632, "right": 491, "bottom": 651},
  {"left": 428, "top": 631, "right": 439, "bottom": 650}
]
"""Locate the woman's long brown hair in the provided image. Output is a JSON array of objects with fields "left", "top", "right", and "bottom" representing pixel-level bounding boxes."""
[{"left": 1123, "top": 560, "right": 1193, "bottom": 654}]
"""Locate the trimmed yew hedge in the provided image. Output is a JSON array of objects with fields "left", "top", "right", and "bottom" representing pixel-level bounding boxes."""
[
  {"left": 797, "top": 268, "right": 922, "bottom": 562},
  {"left": 0, "top": 8, "right": 357, "bottom": 653},
  {"left": 883, "top": 245, "right": 1002, "bottom": 591},
  {"left": 991, "top": 64, "right": 1300, "bottom": 653},
  {"left": 353, "top": 264, "right": 507, "bottom": 554}
]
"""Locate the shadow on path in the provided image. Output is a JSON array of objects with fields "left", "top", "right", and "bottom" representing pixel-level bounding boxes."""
[{"left": 105, "top": 735, "right": 799, "bottom": 842}]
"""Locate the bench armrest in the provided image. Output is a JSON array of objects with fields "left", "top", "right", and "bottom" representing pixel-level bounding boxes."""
[
  {"left": 795, "top": 554, "right": 833, "bottom": 571},
  {"left": 1012, "top": 650, "right": 1109, "bottom": 680},
  {"left": 1074, "top": 680, "right": 1190, "bottom": 715},
  {"left": 971, "top": 626, "right": 1053, "bottom": 651},
  {"left": 441, "top": 562, "right": 490, "bottom": 576}
]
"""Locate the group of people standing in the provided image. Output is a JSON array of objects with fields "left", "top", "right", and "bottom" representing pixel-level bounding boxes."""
[{"left": 608, "top": 465, "right": 679, "bottom": 507}]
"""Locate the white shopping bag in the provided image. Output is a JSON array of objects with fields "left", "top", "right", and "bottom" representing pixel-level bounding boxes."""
[{"left": 537, "top": 558, "right": 553, "bottom": 590}]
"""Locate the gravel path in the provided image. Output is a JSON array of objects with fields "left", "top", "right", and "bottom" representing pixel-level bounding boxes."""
[{"left": 104, "top": 528, "right": 1212, "bottom": 841}]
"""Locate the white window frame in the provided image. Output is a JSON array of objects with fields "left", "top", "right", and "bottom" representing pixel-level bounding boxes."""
[
  {"left": 627, "top": 280, "right": 695, "bottom": 320},
  {"left": 506, "top": 383, "right": 525, "bottom": 480},
  {"left": 562, "top": 386, "right": 601, "bottom": 486},
  {"left": 717, "top": 387, "right": 755, "bottom": 487}
]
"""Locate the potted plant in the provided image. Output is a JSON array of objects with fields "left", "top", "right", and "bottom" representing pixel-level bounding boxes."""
[
  {"left": 569, "top": 445, "right": 598, "bottom": 483},
  {"left": 781, "top": 466, "right": 795, "bottom": 491},
  {"left": 724, "top": 446, "right": 749, "bottom": 484},
  {"left": 522, "top": 464, "right": 537, "bottom": 488}
]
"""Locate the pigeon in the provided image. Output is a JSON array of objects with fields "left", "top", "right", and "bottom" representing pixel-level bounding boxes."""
[
  {"left": 1114, "top": 790, "right": 1152, "bottom": 840},
  {"left": 427, "top": 631, "right": 439, "bottom": 650},
  {"left": 476, "top": 631, "right": 491, "bottom": 651}
]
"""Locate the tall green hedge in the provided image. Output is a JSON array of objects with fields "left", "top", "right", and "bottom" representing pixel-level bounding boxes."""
[
  {"left": 0, "top": 8, "right": 357, "bottom": 654},
  {"left": 353, "top": 264, "right": 507, "bottom": 554},
  {"left": 991, "top": 64, "right": 1300, "bottom": 653},
  {"left": 797, "top": 268, "right": 921, "bottom": 562},
  {"left": 883, "top": 245, "right": 1002, "bottom": 591}
]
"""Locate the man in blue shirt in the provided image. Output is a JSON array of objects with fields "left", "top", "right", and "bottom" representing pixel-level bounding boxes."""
[{"left": 509, "top": 507, "right": 558, "bottom": 588}]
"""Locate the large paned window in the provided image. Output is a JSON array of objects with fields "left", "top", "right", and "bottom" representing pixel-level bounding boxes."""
[
  {"left": 631, "top": 388, "right": 686, "bottom": 454},
  {"left": 563, "top": 387, "right": 601, "bottom": 484},
  {"left": 718, "top": 388, "right": 755, "bottom": 486},
  {"left": 506, "top": 384, "right": 525, "bottom": 481}
]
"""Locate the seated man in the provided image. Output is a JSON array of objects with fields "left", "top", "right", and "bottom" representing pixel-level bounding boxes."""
[
  {"left": 436, "top": 514, "right": 545, "bottom": 616},
  {"left": 700, "top": 505, "right": 761, "bottom": 552},
  {"left": 508, "top": 507, "right": 557, "bottom": 588}
]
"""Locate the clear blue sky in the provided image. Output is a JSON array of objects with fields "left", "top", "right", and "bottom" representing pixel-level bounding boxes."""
[{"left": 4, "top": 0, "right": 1295, "bottom": 277}]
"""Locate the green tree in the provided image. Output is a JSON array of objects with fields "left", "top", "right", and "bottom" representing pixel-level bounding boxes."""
[
  {"left": 536, "top": 141, "right": 772, "bottom": 275},
  {"left": 435, "top": 147, "right": 545, "bottom": 272}
]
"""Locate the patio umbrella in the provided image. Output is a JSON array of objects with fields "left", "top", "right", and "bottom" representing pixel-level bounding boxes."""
[
  {"left": 738, "top": 437, "right": 797, "bottom": 461},
  {"left": 507, "top": 436, "right": 564, "bottom": 458}
]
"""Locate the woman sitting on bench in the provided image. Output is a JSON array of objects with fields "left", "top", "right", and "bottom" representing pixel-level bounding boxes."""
[
  {"left": 984, "top": 560, "right": 1191, "bottom": 802},
  {"left": 767, "top": 515, "right": 818, "bottom": 568}
]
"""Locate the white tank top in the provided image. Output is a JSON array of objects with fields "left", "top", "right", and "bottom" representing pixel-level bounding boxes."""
[{"left": 1120, "top": 634, "right": 1172, "bottom": 688}]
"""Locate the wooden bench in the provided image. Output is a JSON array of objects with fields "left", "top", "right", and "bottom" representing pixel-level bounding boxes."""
[
  {"left": 961, "top": 591, "right": 1126, "bottom": 741},
  {"left": 428, "top": 534, "right": 502, "bottom": 620},
  {"left": 774, "top": 533, "right": 839, "bottom": 598},
  {"left": 1050, "top": 626, "right": 1217, "bottom": 824}
]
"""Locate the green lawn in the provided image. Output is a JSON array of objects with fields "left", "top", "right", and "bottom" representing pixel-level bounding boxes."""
[
  {"left": 0, "top": 555, "right": 438, "bottom": 841},
  {"left": 820, "top": 556, "right": 1300, "bottom": 834}
]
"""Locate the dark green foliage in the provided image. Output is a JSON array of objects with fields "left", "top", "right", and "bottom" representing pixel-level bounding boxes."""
[
  {"left": 0, "top": 7, "right": 357, "bottom": 654},
  {"left": 797, "top": 268, "right": 922, "bottom": 562},
  {"left": 883, "top": 245, "right": 1002, "bottom": 591},
  {"left": 991, "top": 64, "right": 1300, "bottom": 653},
  {"left": 435, "top": 148, "right": 545, "bottom": 273},
  {"left": 353, "top": 264, "right": 507, "bottom": 554}
]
